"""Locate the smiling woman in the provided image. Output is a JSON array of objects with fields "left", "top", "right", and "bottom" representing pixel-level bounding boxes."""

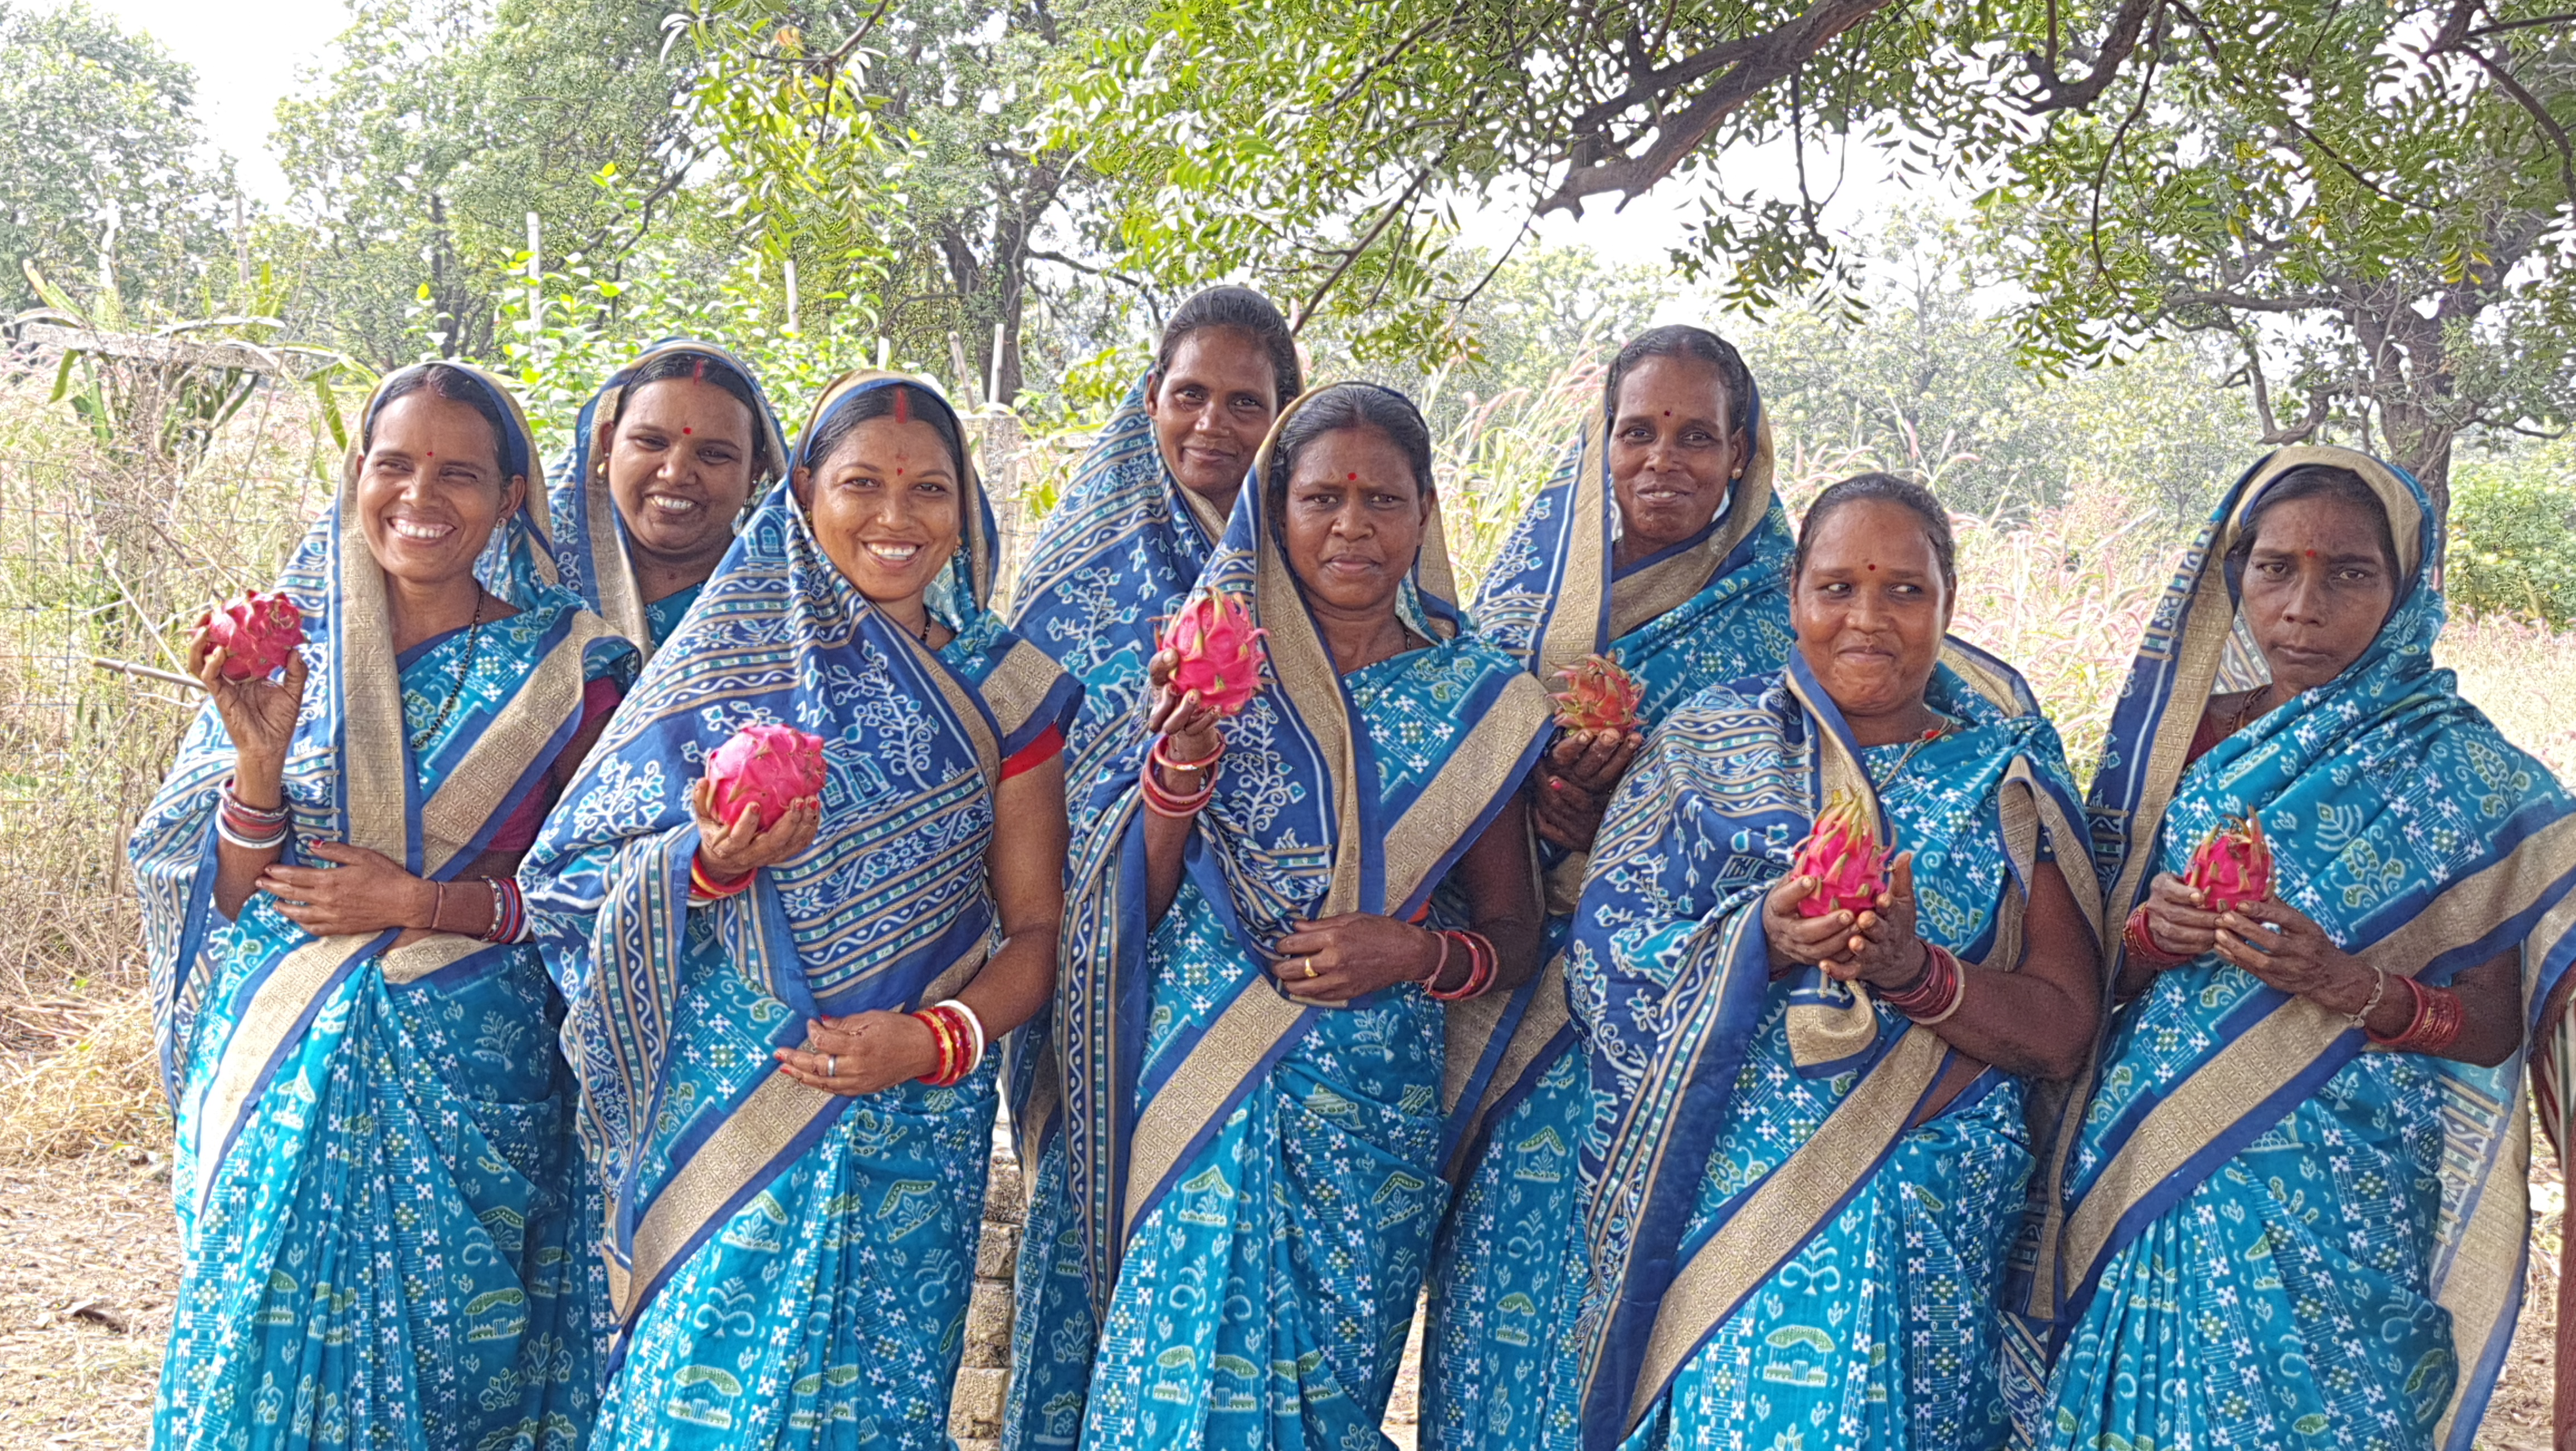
[
  {"left": 1550, "top": 471, "right": 2104, "bottom": 1451},
  {"left": 523, "top": 371, "right": 1081, "bottom": 1451},
  {"left": 127, "top": 362, "right": 638, "bottom": 1451},
  {"left": 550, "top": 343, "right": 789, "bottom": 658},
  {"left": 1009, "top": 286, "right": 1305, "bottom": 806}
]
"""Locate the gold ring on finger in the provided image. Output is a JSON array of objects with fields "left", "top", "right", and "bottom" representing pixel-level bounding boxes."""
[{"left": 1303, "top": 956, "right": 1318, "bottom": 980}]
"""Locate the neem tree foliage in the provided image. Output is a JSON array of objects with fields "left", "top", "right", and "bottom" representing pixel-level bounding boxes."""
[{"left": 1038, "top": 0, "right": 2576, "bottom": 506}]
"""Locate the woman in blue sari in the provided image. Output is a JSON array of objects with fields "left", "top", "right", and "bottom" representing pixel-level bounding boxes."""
[
  {"left": 1565, "top": 474, "right": 2105, "bottom": 1451},
  {"left": 1004, "top": 383, "right": 1554, "bottom": 1450},
  {"left": 1425, "top": 324, "right": 1797, "bottom": 1451},
  {"left": 524, "top": 371, "right": 1080, "bottom": 1450},
  {"left": 2029, "top": 447, "right": 2576, "bottom": 1451},
  {"left": 130, "top": 362, "right": 637, "bottom": 1450},
  {"left": 549, "top": 341, "right": 791, "bottom": 655},
  {"left": 1009, "top": 285, "right": 1304, "bottom": 798}
]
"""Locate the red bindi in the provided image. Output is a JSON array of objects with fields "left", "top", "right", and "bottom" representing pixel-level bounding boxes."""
[
  {"left": 1348, "top": 471, "right": 1358, "bottom": 480},
  {"left": 682, "top": 426, "right": 692, "bottom": 436},
  {"left": 2305, "top": 549, "right": 2317, "bottom": 558},
  {"left": 1867, "top": 563, "right": 1877, "bottom": 571}
]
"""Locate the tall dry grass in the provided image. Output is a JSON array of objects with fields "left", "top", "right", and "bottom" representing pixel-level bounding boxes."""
[{"left": 0, "top": 368, "right": 334, "bottom": 1159}]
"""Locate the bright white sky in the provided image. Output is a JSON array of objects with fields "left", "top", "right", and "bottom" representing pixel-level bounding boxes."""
[
  {"left": 89, "top": 0, "right": 350, "bottom": 202},
  {"left": 87, "top": 0, "right": 1939, "bottom": 279}
]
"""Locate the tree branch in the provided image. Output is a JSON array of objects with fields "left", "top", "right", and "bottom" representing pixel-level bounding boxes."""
[
  {"left": 2165, "top": 286, "right": 2340, "bottom": 312},
  {"left": 1539, "top": 0, "right": 1890, "bottom": 213},
  {"left": 2020, "top": 0, "right": 2164, "bottom": 113}
]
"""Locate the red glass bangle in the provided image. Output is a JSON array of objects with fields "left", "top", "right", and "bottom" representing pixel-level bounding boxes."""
[
  {"left": 1427, "top": 930, "right": 1497, "bottom": 1002},
  {"left": 691, "top": 852, "right": 755, "bottom": 899},
  {"left": 2368, "top": 974, "right": 2465, "bottom": 1055},
  {"left": 2122, "top": 905, "right": 2191, "bottom": 967}
]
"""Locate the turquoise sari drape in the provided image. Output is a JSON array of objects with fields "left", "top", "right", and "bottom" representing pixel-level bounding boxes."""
[
  {"left": 1564, "top": 645, "right": 2101, "bottom": 1451},
  {"left": 1424, "top": 398, "right": 1795, "bottom": 1451},
  {"left": 545, "top": 339, "right": 791, "bottom": 658},
  {"left": 1008, "top": 373, "right": 1233, "bottom": 798},
  {"left": 129, "top": 364, "right": 637, "bottom": 1451},
  {"left": 1003, "top": 386, "right": 1555, "bottom": 1451},
  {"left": 2025, "top": 446, "right": 2576, "bottom": 1451},
  {"left": 523, "top": 372, "right": 1078, "bottom": 1451}
]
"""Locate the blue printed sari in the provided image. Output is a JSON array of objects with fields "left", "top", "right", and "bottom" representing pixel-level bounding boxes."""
[
  {"left": 2026, "top": 446, "right": 2576, "bottom": 1451},
  {"left": 1002, "top": 386, "right": 1555, "bottom": 1451},
  {"left": 523, "top": 372, "right": 1079, "bottom": 1451},
  {"left": 546, "top": 340, "right": 791, "bottom": 658},
  {"left": 1009, "top": 373, "right": 1234, "bottom": 798},
  {"left": 129, "top": 364, "right": 637, "bottom": 1451},
  {"left": 1564, "top": 645, "right": 2101, "bottom": 1451},
  {"left": 1424, "top": 390, "right": 1797, "bottom": 1451}
]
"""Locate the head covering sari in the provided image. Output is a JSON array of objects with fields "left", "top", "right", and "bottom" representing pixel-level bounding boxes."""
[
  {"left": 546, "top": 339, "right": 791, "bottom": 657},
  {"left": 127, "top": 362, "right": 637, "bottom": 1449},
  {"left": 1003, "top": 383, "right": 1555, "bottom": 1449},
  {"left": 2027, "top": 446, "right": 2576, "bottom": 1451},
  {"left": 524, "top": 371, "right": 1077, "bottom": 1356},
  {"left": 1423, "top": 367, "right": 1797, "bottom": 1451},
  {"left": 1008, "top": 371, "right": 1236, "bottom": 796},
  {"left": 1470, "top": 368, "right": 1794, "bottom": 724},
  {"left": 1558, "top": 640, "right": 2100, "bottom": 1450}
]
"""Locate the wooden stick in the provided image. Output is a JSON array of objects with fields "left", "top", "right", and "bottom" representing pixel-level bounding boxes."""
[{"left": 90, "top": 656, "right": 207, "bottom": 692}]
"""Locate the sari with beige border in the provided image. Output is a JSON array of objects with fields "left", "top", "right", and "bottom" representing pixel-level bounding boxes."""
[
  {"left": 1563, "top": 641, "right": 2099, "bottom": 1451},
  {"left": 545, "top": 338, "right": 790, "bottom": 658},
  {"left": 2024, "top": 446, "right": 2576, "bottom": 1451},
  {"left": 523, "top": 372, "right": 1077, "bottom": 1449},
  {"left": 128, "top": 363, "right": 636, "bottom": 1451},
  {"left": 1004, "top": 384, "right": 1554, "bottom": 1450},
  {"left": 1424, "top": 373, "right": 1797, "bottom": 1451}
]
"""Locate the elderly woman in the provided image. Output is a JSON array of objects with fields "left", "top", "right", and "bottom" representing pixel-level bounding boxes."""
[
  {"left": 1009, "top": 285, "right": 1304, "bottom": 796},
  {"left": 2029, "top": 449, "right": 2575, "bottom": 1450},
  {"left": 524, "top": 372, "right": 1081, "bottom": 1449},
  {"left": 1426, "top": 323, "right": 1796, "bottom": 1450},
  {"left": 130, "top": 363, "right": 637, "bottom": 1450},
  {"left": 1565, "top": 473, "right": 2103, "bottom": 1450},
  {"left": 549, "top": 340, "right": 790, "bottom": 655},
  {"left": 1003, "top": 383, "right": 1554, "bottom": 1450}
]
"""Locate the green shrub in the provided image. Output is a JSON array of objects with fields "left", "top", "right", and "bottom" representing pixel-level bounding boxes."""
[{"left": 2447, "top": 457, "right": 2576, "bottom": 627}]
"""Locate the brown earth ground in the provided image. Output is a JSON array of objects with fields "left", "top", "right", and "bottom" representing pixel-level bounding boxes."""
[{"left": 0, "top": 953, "right": 2558, "bottom": 1450}]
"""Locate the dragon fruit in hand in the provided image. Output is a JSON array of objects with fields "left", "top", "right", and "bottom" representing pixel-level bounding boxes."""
[
  {"left": 705, "top": 723, "right": 828, "bottom": 830},
  {"left": 1550, "top": 653, "right": 1645, "bottom": 734},
  {"left": 1159, "top": 590, "right": 1269, "bottom": 715},
  {"left": 199, "top": 590, "right": 305, "bottom": 681},
  {"left": 2184, "top": 813, "right": 2272, "bottom": 913},
  {"left": 1790, "top": 790, "right": 1894, "bottom": 919}
]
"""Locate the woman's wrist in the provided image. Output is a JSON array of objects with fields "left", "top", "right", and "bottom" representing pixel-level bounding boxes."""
[
  {"left": 414, "top": 878, "right": 444, "bottom": 932},
  {"left": 1877, "top": 937, "right": 1932, "bottom": 993},
  {"left": 231, "top": 757, "right": 287, "bottom": 807}
]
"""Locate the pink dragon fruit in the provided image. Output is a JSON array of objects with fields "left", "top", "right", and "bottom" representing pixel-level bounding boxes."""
[
  {"left": 1550, "top": 653, "right": 1645, "bottom": 734},
  {"left": 2184, "top": 814, "right": 2273, "bottom": 914},
  {"left": 1791, "top": 791, "right": 1895, "bottom": 919},
  {"left": 199, "top": 589, "right": 305, "bottom": 681},
  {"left": 705, "top": 723, "right": 828, "bottom": 830},
  {"left": 1159, "top": 590, "right": 1269, "bottom": 715}
]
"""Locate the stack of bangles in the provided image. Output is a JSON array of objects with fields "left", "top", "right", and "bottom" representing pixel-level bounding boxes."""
[
  {"left": 1419, "top": 929, "right": 1499, "bottom": 1002},
  {"left": 910, "top": 998, "right": 987, "bottom": 1087},
  {"left": 217, "top": 778, "right": 290, "bottom": 850},
  {"left": 426, "top": 876, "right": 529, "bottom": 945},
  {"left": 691, "top": 852, "right": 755, "bottom": 902},
  {"left": 2361, "top": 969, "right": 2465, "bottom": 1055},
  {"left": 1142, "top": 737, "right": 1221, "bottom": 818},
  {"left": 2121, "top": 905, "right": 2190, "bottom": 967},
  {"left": 1882, "top": 940, "right": 1967, "bottom": 1024}
]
